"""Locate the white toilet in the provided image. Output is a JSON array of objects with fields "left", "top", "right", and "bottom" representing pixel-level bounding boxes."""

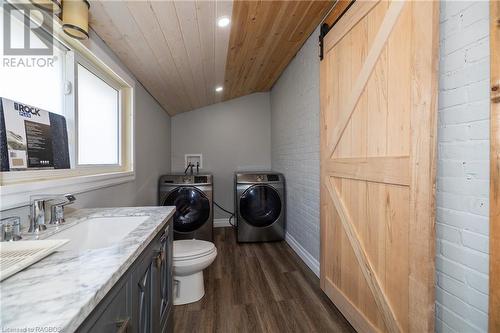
[{"left": 173, "top": 240, "right": 217, "bottom": 305}]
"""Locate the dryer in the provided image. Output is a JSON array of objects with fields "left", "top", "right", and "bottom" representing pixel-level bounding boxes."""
[
  {"left": 235, "top": 172, "right": 285, "bottom": 242},
  {"left": 159, "top": 174, "right": 213, "bottom": 241}
]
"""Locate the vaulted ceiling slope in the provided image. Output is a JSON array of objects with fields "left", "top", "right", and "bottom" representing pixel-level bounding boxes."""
[
  {"left": 224, "top": 0, "right": 333, "bottom": 101},
  {"left": 89, "top": 0, "right": 334, "bottom": 115}
]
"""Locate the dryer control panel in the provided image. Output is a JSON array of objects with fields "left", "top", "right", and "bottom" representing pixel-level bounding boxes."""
[
  {"left": 266, "top": 174, "right": 279, "bottom": 182},
  {"left": 235, "top": 172, "right": 284, "bottom": 184}
]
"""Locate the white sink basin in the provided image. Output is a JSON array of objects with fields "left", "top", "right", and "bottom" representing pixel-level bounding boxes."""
[{"left": 47, "top": 216, "right": 149, "bottom": 251}]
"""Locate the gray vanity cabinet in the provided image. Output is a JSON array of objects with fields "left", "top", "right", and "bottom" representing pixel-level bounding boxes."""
[{"left": 77, "top": 221, "right": 173, "bottom": 333}]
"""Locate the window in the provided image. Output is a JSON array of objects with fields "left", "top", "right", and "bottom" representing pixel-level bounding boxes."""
[
  {"left": 0, "top": 3, "right": 134, "bottom": 202},
  {"left": 77, "top": 64, "right": 120, "bottom": 165}
]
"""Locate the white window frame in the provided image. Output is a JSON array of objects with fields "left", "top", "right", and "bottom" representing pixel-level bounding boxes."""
[{"left": 0, "top": 3, "right": 135, "bottom": 210}]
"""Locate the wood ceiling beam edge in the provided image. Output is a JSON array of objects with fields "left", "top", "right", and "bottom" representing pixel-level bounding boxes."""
[{"left": 323, "top": 0, "right": 354, "bottom": 28}]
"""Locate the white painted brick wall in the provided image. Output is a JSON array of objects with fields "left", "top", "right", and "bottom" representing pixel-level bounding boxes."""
[
  {"left": 270, "top": 26, "right": 321, "bottom": 262},
  {"left": 437, "top": 1, "right": 490, "bottom": 332}
]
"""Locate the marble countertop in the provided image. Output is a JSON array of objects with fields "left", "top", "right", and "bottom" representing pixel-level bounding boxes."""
[{"left": 0, "top": 206, "right": 175, "bottom": 332}]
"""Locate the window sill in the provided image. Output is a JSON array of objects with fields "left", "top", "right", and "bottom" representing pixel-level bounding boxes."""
[{"left": 0, "top": 171, "right": 135, "bottom": 210}]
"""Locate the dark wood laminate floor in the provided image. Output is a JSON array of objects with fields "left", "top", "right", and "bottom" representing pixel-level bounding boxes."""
[{"left": 174, "top": 228, "right": 355, "bottom": 333}]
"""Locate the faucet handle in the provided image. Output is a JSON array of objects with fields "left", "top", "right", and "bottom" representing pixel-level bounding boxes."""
[
  {"left": 1, "top": 217, "right": 22, "bottom": 241},
  {"left": 50, "top": 205, "right": 64, "bottom": 225},
  {"left": 49, "top": 194, "right": 76, "bottom": 225}
]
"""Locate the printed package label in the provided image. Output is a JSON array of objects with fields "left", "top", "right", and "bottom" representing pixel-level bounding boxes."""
[{"left": 2, "top": 98, "right": 54, "bottom": 170}]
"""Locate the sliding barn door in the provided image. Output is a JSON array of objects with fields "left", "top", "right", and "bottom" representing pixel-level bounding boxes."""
[{"left": 320, "top": 1, "right": 439, "bottom": 332}]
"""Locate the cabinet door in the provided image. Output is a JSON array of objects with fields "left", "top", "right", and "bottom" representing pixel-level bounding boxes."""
[
  {"left": 162, "top": 231, "right": 174, "bottom": 333},
  {"left": 138, "top": 263, "right": 153, "bottom": 333},
  {"left": 151, "top": 226, "right": 173, "bottom": 333},
  {"left": 132, "top": 248, "right": 154, "bottom": 333},
  {"left": 78, "top": 277, "right": 130, "bottom": 333},
  {"left": 151, "top": 235, "right": 163, "bottom": 333},
  {"left": 159, "top": 226, "right": 173, "bottom": 332}
]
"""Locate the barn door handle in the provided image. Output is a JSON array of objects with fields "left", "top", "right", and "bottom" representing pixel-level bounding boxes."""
[{"left": 492, "top": 82, "right": 500, "bottom": 103}]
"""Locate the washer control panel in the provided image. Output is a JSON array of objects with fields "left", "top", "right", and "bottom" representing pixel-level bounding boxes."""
[{"left": 159, "top": 174, "right": 212, "bottom": 185}]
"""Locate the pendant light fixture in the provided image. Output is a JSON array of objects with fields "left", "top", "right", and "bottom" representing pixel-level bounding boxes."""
[
  {"left": 62, "top": 0, "right": 90, "bottom": 40},
  {"left": 30, "top": 0, "right": 62, "bottom": 15}
]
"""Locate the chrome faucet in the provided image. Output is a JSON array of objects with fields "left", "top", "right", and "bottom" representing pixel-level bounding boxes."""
[
  {"left": 29, "top": 194, "right": 76, "bottom": 233},
  {"left": 29, "top": 197, "right": 47, "bottom": 233}
]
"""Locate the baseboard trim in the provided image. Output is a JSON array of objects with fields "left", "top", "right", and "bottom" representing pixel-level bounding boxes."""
[
  {"left": 285, "top": 232, "right": 320, "bottom": 277},
  {"left": 214, "top": 218, "right": 232, "bottom": 228}
]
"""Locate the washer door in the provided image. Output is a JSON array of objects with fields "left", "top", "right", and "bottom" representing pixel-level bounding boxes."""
[
  {"left": 164, "top": 187, "right": 210, "bottom": 233},
  {"left": 240, "top": 185, "right": 282, "bottom": 228}
]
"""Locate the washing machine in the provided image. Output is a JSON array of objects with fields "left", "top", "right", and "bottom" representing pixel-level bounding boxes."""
[
  {"left": 235, "top": 172, "right": 285, "bottom": 242},
  {"left": 159, "top": 174, "right": 213, "bottom": 241}
]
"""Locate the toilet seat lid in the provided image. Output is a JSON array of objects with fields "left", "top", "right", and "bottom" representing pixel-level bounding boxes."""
[{"left": 174, "top": 240, "right": 216, "bottom": 260}]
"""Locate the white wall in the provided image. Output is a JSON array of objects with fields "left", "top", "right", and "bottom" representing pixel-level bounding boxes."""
[
  {"left": 436, "top": 1, "right": 490, "bottom": 332},
  {"left": 171, "top": 93, "right": 272, "bottom": 219},
  {"left": 270, "top": 26, "right": 321, "bottom": 275},
  {"left": 0, "top": 31, "right": 172, "bottom": 221}
]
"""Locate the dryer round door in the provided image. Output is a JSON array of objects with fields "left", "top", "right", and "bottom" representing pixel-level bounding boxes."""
[
  {"left": 164, "top": 187, "right": 210, "bottom": 233},
  {"left": 240, "top": 185, "right": 282, "bottom": 228}
]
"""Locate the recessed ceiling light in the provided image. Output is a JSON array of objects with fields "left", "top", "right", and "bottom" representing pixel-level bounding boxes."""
[
  {"left": 215, "top": 86, "right": 223, "bottom": 92},
  {"left": 217, "top": 16, "right": 230, "bottom": 28}
]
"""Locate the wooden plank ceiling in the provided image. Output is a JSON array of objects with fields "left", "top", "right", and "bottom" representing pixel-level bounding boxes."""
[
  {"left": 224, "top": 0, "right": 333, "bottom": 100},
  {"left": 89, "top": 0, "right": 334, "bottom": 115}
]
